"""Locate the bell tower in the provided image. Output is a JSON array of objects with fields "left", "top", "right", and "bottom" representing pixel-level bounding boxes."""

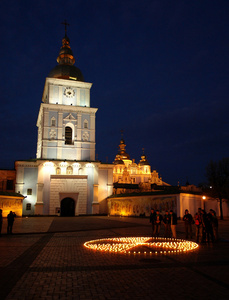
[{"left": 36, "top": 24, "right": 97, "bottom": 161}]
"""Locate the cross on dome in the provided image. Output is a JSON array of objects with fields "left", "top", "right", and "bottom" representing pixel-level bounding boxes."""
[{"left": 61, "top": 20, "right": 70, "bottom": 36}]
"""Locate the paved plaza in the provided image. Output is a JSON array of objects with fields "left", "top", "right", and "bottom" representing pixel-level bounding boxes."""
[{"left": 0, "top": 216, "right": 229, "bottom": 299}]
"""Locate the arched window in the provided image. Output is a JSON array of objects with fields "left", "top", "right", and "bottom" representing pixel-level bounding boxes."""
[
  {"left": 67, "top": 166, "right": 73, "bottom": 175},
  {"left": 56, "top": 167, "right": 61, "bottom": 175},
  {"left": 65, "top": 126, "right": 72, "bottom": 144}
]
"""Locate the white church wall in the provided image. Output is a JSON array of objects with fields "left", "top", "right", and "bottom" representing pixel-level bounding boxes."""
[
  {"left": 15, "top": 165, "right": 24, "bottom": 194},
  {"left": 61, "top": 147, "right": 77, "bottom": 161},
  {"left": 81, "top": 148, "right": 91, "bottom": 161},
  {"left": 50, "top": 175, "right": 88, "bottom": 215},
  {"left": 179, "top": 194, "right": 202, "bottom": 218},
  {"left": 108, "top": 194, "right": 179, "bottom": 217},
  {"left": 17, "top": 166, "right": 38, "bottom": 215},
  {"left": 46, "top": 142, "right": 58, "bottom": 159},
  {"left": 179, "top": 193, "right": 229, "bottom": 218},
  {"left": 42, "top": 164, "right": 52, "bottom": 215},
  {"left": 86, "top": 165, "right": 95, "bottom": 214},
  {"left": 80, "top": 89, "right": 90, "bottom": 106},
  {"left": 108, "top": 193, "right": 229, "bottom": 218},
  {"left": 98, "top": 166, "right": 114, "bottom": 214}
]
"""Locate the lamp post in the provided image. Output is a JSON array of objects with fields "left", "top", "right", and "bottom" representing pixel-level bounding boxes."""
[{"left": 202, "top": 196, "right": 206, "bottom": 210}]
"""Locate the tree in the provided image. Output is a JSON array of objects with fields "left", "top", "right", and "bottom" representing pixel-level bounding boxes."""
[{"left": 205, "top": 158, "right": 229, "bottom": 220}]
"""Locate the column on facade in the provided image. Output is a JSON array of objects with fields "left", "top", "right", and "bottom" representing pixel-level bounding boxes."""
[
  {"left": 41, "top": 109, "right": 50, "bottom": 159},
  {"left": 15, "top": 164, "right": 24, "bottom": 194},
  {"left": 57, "top": 111, "right": 63, "bottom": 159},
  {"left": 76, "top": 112, "right": 82, "bottom": 160},
  {"left": 92, "top": 165, "right": 99, "bottom": 214},
  {"left": 76, "top": 87, "right": 80, "bottom": 106},
  {"left": 90, "top": 112, "right": 96, "bottom": 161},
  {"left": 34, "top": 163, "right": 45, "bottom": 214}
]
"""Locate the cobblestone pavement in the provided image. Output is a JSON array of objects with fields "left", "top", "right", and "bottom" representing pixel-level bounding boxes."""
[{"left": 0, "top": 216, "right": 228, "bottom": 299}]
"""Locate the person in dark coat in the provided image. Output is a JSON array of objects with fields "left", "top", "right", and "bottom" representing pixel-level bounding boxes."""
[
  {"left": 195, "top": 208, "right": 203, "bottom": 243},
  {"left": 183, "top": 209, "right": 193, "bottom": 239},
  {"left": 201, "top": 209, "right": 211, "bottom": 243},
  {"left": 7, "top": 211, "right": 15, "bottom": 234},
  {"left": 210, "top": 209, "right": 218, "bottom": 241},
  {"left": 203, "top": 210, "right": 214, "bottom": 243},
  {"left": 170, "top": 210, "right": 177, "bottom": 239},
  {"left": 163, "top": 211, "right": 171, "bottom": 238},
  {"left": 149, "top": 208, "right": 156, "bottom": 237},
  {"left": 154, "top": 210, "right": 163, "bottom": 237}
]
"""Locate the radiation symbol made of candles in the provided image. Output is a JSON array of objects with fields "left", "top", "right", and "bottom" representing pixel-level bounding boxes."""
[{"left": 84, "top": 237, "right": 199, "bottom": 254}]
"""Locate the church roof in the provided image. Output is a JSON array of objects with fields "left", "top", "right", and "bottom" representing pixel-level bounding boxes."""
[
  {"left": 0, "top": 191, "right": 24, "bottom": 198},
  {"left": 139, "top": 148, "right": 150, "bottom": 166},
  {"left": 117, "top": 138, "right": 130, "bottom": 160},
  {"left": 139, "top": 154, "right": 150, "bottom": 166},
  {"left": 48, "top": 32, "right": 84, "bottom": 81},
  {"left": 113, "top": 155, "right": 125, "bottom": 165}
]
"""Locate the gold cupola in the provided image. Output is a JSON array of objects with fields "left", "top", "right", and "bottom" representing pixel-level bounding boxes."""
[{"left": 48, "top": 23, "right": 84, "bottom": 81}]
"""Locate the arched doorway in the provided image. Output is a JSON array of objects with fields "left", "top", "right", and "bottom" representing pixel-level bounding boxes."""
[{"left": 61, "top": 198, "right": 75, "bottom": 216}]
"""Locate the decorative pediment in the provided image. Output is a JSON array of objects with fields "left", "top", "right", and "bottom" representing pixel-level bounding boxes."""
[{"left": 63, "top": 113, "right": 77, "bottom": 121}]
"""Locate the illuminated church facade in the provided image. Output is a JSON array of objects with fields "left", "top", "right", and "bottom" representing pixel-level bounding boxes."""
[
  {"left": 15, "top": 31, "right": 113, "bottom": 216},
  {"left": 112, "top": 138, "right": 170, "bottom": 194},
  {"left": 12, "top": 28, "right": 227, "bottom": 218}
]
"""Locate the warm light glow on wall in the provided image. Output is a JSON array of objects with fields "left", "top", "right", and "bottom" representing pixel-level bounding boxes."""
[
  {"left": 73, "top": 163, "right": 81, "bottom": 168},
  {"left": 44, "top": 162, "right": 54, "bottom": 167},
  {"left": 84, "top": 237, "right": 199, "bottom": 254},
  {"left": 43, "top": 162, "right": 55, "bottom": 174},
  {"left": 0, "top": 198, "right": 23, "bottom": 217},
  {"left": 86, "top": 163, "right": 94, "bottom": 168}
]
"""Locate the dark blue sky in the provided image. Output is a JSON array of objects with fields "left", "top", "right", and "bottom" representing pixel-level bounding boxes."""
[{"left": 0, "top": 0, "right": 229, "bottom": 186}]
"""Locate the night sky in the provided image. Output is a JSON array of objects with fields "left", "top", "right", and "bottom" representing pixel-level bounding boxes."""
[{"left": 1, "top": 0, "right": 229, "bottom": 186}]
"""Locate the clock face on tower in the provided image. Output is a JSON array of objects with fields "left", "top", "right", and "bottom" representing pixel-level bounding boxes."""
[{"left": 64, "top": 87, "right": 75, "bottom": 98}]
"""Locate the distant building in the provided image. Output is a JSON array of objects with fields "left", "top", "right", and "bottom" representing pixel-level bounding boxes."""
[
  {"left": 0, "top": 170, "right": 24, "bottom": 217},
  {"left": 113, "top": 138, "right": 170, "bottom": 194},
  {"left": 0, "top": 170, "right": 16, "bottom": 192},
  {"left": 108, "top": 191, "right": 229, "bottom": 218},
  {"left": 109, "top": 141, "right": 229, "bottom": 218}
]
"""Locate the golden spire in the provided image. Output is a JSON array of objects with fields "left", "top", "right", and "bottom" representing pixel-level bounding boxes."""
[{"left": 57, "top": 20, "right": 75, "bottom": 66}]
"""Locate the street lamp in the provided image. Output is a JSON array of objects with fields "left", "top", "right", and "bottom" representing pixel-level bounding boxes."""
[{"left": 202, "top": 196, "right": 206, "bottom": 210}]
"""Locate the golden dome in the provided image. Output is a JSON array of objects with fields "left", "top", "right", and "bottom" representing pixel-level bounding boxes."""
[{"left": 48, "top": 34, "right": 84, "bottom": 81}]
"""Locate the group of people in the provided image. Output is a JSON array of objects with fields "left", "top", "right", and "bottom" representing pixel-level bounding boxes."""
[
  {"left": 0, "top": 210, "right": 16, "bottom": 236},
  {"left": 150, "top": 207, "right": 219, "bottom": 243},
  {"left": 150, "top": 209, "right": 178, "bottom": 239},
  {"left": 194, "top": 207, "right": 218, "bottom": 243}
]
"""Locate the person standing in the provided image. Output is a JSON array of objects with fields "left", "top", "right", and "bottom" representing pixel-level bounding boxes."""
[
  {"left": 170, "top": 210, "right": 177, "bottom": 239},
  {"left": 183, "top": 209, "right": 193, "bottom": 239},
  {"left": 149, "top": 208, "right": 156, "bottom": 237},
  {"left": 210, "top": 209, "right": 218, "bottom": 241},
  {"left": 202, "top": 209, "right": 214, "bottom": 243},
  {"left": 163, "top": 211, "right": 171, "bottom": 238},
  {"left": 154, "top": 210, "right": 163, "bottom": 237},
  {"left": 195, "top": 208, "right": 203, "bottom": 243},
  {"left": 0, "top": 209, "right": 2, "bottom": 236},
  {"left": 201, "top": 209, "right": 208, "bottom": 243},
  {"left": 7, "top": 211, "right": 15, "bottom": 234}
]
